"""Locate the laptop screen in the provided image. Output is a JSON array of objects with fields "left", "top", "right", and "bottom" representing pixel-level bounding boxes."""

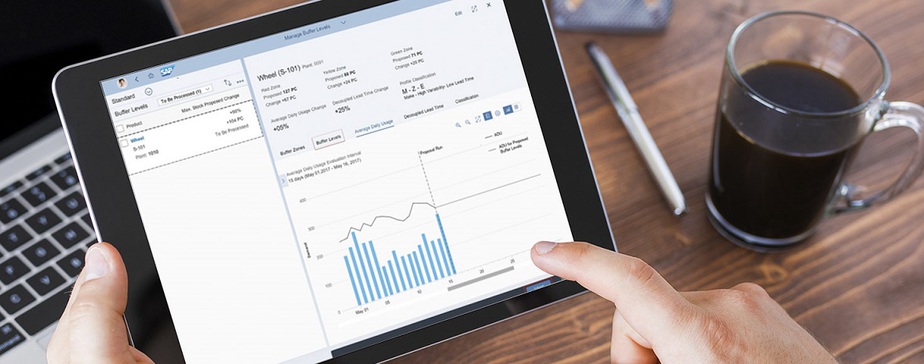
[
  {"left": 97, "top": 0, "right": 574, "bottom": 362},
  {"left": 0, "top": 0, "right": 176, "bottom": 145}
]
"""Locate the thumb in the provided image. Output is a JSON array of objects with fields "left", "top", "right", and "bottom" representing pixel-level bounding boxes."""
[{"left": 61, "top": 243, "right": 140, "bottom": 363}]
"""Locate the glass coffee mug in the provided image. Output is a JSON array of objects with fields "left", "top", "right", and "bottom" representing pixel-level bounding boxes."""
[{"left": 706, "top": 11, "right": 924, "bottom": 251}]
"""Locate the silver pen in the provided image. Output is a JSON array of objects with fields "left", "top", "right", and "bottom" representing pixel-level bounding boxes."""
[{"left": 585, "top": 42, "right": 686, "bottom": 215}]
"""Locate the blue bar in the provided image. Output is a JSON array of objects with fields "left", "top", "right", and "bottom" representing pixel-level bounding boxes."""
[
  {"left": 393, "top": 251, "right": 407, "bottom": 291},
  {"left": 353, "top": 235, "right": 375, "bottom": 302},
  {"left": 405, "top": 254, "right": 415, "bottom": 287},
  {"left": 382, "top": 268, "right": 393, "bottom": 296},
  {"left": 417, "top": 246, "right": 431, "bottom": 282},
  {"left": 348, "top": 247, "right": 368, "bottom": 304},
  {"left": 436, "top": 213, "right": 456, "bottom": 274},
  {"left": 431, "top": 239, "right": 444, "bottom": 278},
  {"left": 412, "top": 252, "right": 425, "bottom": 285},
  {"left": 410, "top": 252, "right": 420, "bottom": 286},
  {"left": 361, "top": 242, "right": 382, "bottom": 299},
  {"left": 402, "top": 255, "right": 415, "bottom": 288},
  {"left": 422, "top": 235, "right": 439, "bottom": 280},
  {"left": 437, "top": 238, "right": 451, "bottom": 278},
  {"left": 388, "top": 261, "right": 400, "bottom": 293},
  {"left": 406, "top": 254, "right": 415, "bottom": 287},
  {"left": 369, "top": 241, "right": 388, "bottom": 298},
  {"left": 344, "top": 256, "right": 361, "bottom": 306}
]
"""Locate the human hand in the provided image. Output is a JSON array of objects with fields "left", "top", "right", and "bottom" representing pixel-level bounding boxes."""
[
  {"left": 531, "top": 241, "right": 836, "bottom": 363},
  {"left": 47, "top": 242, "right": 153, "bottom": 364}
]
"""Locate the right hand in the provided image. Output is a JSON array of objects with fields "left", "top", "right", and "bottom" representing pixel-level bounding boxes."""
[{"left": 531, "top": 241, "right": 836, "bottom": 363}]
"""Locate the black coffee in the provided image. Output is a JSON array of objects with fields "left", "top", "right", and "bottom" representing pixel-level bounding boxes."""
[{"left": 709, "top": 60, "right": 862, "bottom": 239}]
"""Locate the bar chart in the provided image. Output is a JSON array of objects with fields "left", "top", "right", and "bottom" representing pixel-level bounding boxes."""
[{"left": 343, "top": 213, "right": 456, "bottom": 306}]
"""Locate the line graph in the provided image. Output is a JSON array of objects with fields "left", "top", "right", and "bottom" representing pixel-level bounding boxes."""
[
  {"left": 331, "top": 153, "right": 541, "bottom": 306},
  {"left": 295, "top": 136, "right": 558, "bottom": 312},
  {"left": 336, "top": 173, "right": 541, "bottom": 243},
  {"left": 292, "top": 137, "right": 560, "bottom": 315}
]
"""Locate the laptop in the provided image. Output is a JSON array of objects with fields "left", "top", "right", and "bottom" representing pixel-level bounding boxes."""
[
  {"left": 54, "top": 0, "right": 616, "bottom": 362},
  {"left": 0, "top": 1, "right": 178, "bottom": 361}
]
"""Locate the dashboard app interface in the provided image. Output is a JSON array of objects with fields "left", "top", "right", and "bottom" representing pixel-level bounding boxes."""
[{"left": 100, "top": 1, "right": 573, "bottom": 362}]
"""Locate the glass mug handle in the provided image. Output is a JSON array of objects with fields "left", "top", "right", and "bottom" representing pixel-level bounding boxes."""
[{"left": 833, "top": 101, "right": 924, "bottom": 214}]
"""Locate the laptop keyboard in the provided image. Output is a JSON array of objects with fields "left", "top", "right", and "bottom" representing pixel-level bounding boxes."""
[{"left": 0, "top": 152, "right": 92, "bottom": 354}]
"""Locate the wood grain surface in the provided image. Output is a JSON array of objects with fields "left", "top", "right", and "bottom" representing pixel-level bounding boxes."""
[{"left": 166, "top": 0, "right": 924, "bottom": 362}]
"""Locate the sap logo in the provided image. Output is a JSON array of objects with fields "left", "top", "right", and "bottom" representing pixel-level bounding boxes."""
[{"left": 160, "top": 65, "right": 175, "bottom": 77}]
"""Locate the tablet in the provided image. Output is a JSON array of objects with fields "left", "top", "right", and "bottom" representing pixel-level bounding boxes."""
[{"left": 53, "top": 0, "right": 614, "bottom": 362}]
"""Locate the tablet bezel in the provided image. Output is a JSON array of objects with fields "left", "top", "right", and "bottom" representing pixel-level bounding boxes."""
[{"left": 53, "top": 0, "right": 614, "bottom": 361}]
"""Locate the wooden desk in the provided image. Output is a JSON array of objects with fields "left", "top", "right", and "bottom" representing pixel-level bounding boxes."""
[{"left": 168, "top": 0, "right": 924, "bottom": 362}]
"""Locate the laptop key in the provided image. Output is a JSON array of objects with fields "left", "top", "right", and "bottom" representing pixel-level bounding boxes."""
[
  {"left": 25, "top": 207, "right": 62, "bottom": 234},
  {"left": 54, "top": 152, "right": 73, "bottom": 165},
  {"left": 55, "top": 191, "right": 87, "bottom": 217},
  {"left": 80, "top": 213, "right": 93, "bottom": 228},
  {"left": 22, "top": 239, "right": 61, "bottom": 267},
  {"left": 0, "top": 256, "right": 28, "bottom": 285},
  {"left": 23, "top": 181, "right": 56, "bottom": 207},
  {"left": 50, "top": 166, "right": 80, "bottom": 190},
  {"left": 57, "top": 249, "right": 86, "bottom": 277},
  {"left": 0, "top": 285, "right": 36, "bottom": 315},
  {"left": 0, "top": 225, "right": 32, "bottom": 251},
  {"left": 0, "top": 322, "right": 25, "bottom": 355},
  {"left": 52, "top": 222, "right": 90, "bottom": 249},
  {"left": 0, "top": 199, "right": 27, "bottom": 224},
  {"left": 26, "top": 267, "right": 66, "bottom": 297},
  {"left": 0, "top": 181, "right": 23, "bottom": 198},
  {"left": 26, "top": 165, "right": 52, "bottom": 181},
  {"left": 17, "top": 288, "right": 70, "bottom": 336}
]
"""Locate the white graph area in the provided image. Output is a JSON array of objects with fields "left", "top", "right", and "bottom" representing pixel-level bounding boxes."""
[{"left": 272, "top": 89, "right": 573, "bottom": 346}]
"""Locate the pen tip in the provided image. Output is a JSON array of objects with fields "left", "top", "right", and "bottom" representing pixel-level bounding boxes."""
[{"left": 673, "top": 206, "right": 686, "bottom": 216}]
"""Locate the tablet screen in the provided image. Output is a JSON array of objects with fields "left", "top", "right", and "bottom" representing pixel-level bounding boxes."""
[{"left": 99, "top": 0, "right": 574, "bottom": 361}]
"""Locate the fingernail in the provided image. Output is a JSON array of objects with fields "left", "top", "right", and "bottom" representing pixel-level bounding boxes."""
[
  {"left": 84, "top": 246, "right": 110, "bottom": 282},
  {"left": 535, "top": 241, "right": 557, "bottom": 255}
]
